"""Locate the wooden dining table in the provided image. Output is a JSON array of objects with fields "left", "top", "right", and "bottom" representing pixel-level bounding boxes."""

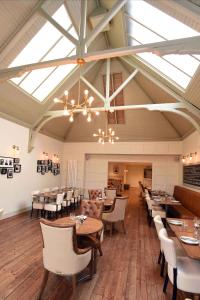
[
  {"left": 152, "top": 197, "right": 181, "bottom": 217},
  {"left": 167, "top": 218, "right": 200, "bottom": 260}
]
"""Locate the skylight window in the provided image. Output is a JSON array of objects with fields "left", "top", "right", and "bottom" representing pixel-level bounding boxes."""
[
  {"left": 9, "top": 4, "right": 77, "bottom": 102},
  {"left": 126, "top": 0, "right": 200, "bottom": 89}
]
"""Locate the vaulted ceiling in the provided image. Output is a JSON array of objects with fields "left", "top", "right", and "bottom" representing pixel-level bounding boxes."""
[{"left": 0, "top": 0, "right": 199, "bottom": 144}]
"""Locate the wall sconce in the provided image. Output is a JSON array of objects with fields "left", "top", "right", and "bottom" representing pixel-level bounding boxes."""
[
  {"left": 182, "top": 156, "right": 186, "bottom": 163},
  {"left": 12, "top": 145, "right": 20, "bottom": 157},
  {"left": 53, "top": 154, "right": 59, "bottom": 163},
  {"left": 42, "top": 152, "right": 48, "bottom": 160},
  {"left": 189, "top": 152, "right": 197, "bottom": 161}
]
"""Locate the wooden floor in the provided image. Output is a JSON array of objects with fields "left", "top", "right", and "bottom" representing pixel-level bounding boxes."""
[{"left": 0, "top": 188, "right": 188, "bottom": 300}]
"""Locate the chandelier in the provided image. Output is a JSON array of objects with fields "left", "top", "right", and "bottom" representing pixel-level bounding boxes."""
[
  {"left": 53, "top": 66, "right": 99, "bottom": 122},
  {"left": 93, "top": 113, "right": 119, "bottom": 144}
]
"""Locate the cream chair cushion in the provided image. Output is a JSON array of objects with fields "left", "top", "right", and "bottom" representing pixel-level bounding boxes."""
[{"left": 102, "top": 197, "right": 128, "bottom": 222}]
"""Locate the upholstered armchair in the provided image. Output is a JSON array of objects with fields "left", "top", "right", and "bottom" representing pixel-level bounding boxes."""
[
  {"left": 39, "top": 220, "right": 92, "bottom": 300},
  {"left": 104, "top": 188, "right": 117, "bottom": 200},
  {"left": 88, "top": 189, "right": 102, "bottom": 200},
  {"left": 31, "top": 190, "right": 44, "bottom": 218},
  {"left": 80, "top": 200, "right": 104, "bottom": 256},
  {"left": 102, "top": 196, "right": 128, "bottom": 236}
]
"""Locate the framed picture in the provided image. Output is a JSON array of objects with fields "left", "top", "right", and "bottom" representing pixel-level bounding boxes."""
[
  {"left": 14, "top": 158, "right": 20, "bottom": 164},
  {"left": 0, "top": 156, "right": 14, "bottom": 168},
  {"left": 37, "top": 160, "right": 42, "bottom": 165},
  {"left": 1, "top": 168, "right": 7, "bottom": 175},
  {"left": 45, "top": 165, "right": 49, "bottom": 173},
  {"left": 48, "top": 159, "right": 52, "bottom": 166},
  {"left": 113, "top": 165, "right": 119, "bottom": 174},
  {"left": 37, "top": 165, "right": 42, "bottom": 173},
  {"left": 53, "top": 169, "right": 57, "bottom": 176},
  {"left": 14, "top": 164, "right": 21, "bottom": 173},
  {"left": 7, "top": 168, "right": 13, "bottom": 178}
]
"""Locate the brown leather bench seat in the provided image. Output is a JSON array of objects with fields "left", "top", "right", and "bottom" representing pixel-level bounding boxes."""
[{"left": 169, "top": 185, "right": 200, "bottom": 219}]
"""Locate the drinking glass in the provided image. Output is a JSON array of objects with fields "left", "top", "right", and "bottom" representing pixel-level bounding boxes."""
[{"left": 70, "top": 212, "right": 75, "bottom": 220}]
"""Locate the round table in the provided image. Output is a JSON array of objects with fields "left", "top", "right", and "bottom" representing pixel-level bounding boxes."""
[{"left": 51, "top": 216, "right": 103, "bottom": 236}]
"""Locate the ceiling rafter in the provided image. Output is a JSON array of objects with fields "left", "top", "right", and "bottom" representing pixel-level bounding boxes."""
[{"left": 120, "top": 57, "right": 200, "bottom": 120}]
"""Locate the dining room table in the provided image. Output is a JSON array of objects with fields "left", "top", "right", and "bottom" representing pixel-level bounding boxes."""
[
  {"left": 152, "top": 197, "right": 182, "bottom": 217},
  {"left": 167, "top": 218, "right": 200, "bottom": 260}
]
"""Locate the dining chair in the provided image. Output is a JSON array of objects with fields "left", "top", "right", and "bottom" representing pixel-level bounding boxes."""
[
  {"left": 0, "top": 208, "right": 4, "bottom": 218},
  {"left": 44, "top": 193, "right": 64, "bottom": 218},
  {"left": 105, "top": 188, "right": 116, "bottom": 200},
  {"left": 39, "top": 220, "right": 93, "bottom": 300},
  {"left": 80, "top": 200, "right": 104, "bottom": 256},
  {"left": 51, "top": 187, "right": 59, "bottom": 192},
  {"left": 159, "top": 228, "right": 200, "bottom": 300},
  {"left": 102, "top": 196, "right": 128, "bottom": 236},
  {"left": 31, "top": 190, "right": 44, "bottom": 218},
  {"left": 62, "top": 190, "right": 73, "bottom": 213},
  {"left": 88, "top": 189, "right": 102, "bottom": 200},
  {"left": 146, "top": 195, "right": 166, "bottom": 226},
  {"left": 73, "top": 189, "right": 81, "bottom": 208}
]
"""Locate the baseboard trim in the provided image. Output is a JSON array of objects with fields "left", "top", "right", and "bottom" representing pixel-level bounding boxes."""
[{"left": 0, "top": 206, "right": 31, "bottom": 220}]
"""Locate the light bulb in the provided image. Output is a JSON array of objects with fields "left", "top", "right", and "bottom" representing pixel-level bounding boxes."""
[
  {"left": 98, "top": 128, "right": 101, "bottom": 133},
  {"left": 102, "top": 131, "right": 105, "bottom": 136},
  {"left": 95, "top": 111, "right": 100, "bottom": 116},
  {"left": 110, "top": 108, "right": 114, "bottom": 113},
  {"left": 83, "top": 108, "right": 87, "bottom": 116},
  {"left": 54, "top": 97, "right": 60, "bottom": 103},
  {"left": 63, "top": 109, "right": 70, "bottom": 116},
  {"left": 182, "top": 157, "right": 185, "bottom": 163},
  {"left": 111, "top": 131, "right": 115, "bottom": 136},
  {"left": 190, "top": 155, "right": 192, "bottom": 161},
  {"left": 84, "top": 89, "right": 89, "bottom": 96},
  {"left": 88, "top": 96, "right": 94, "bottom": 106},
  {"left": 116, "top": 136, "right": 119, "bottom": 140},
  {"left": 102, "top": 140, "right": 105, "bottom": 145},
  {"left": 109, "top": 128, "right": 112, "bottom": 132},
  {"left": 98, "top": 138, "right": 102, "bottom": 143},
  {"left": 71, "top": 99, "right": 75, "bottom": 106},
  {"left": 87, "top": 113, "right": 91, "bottom": 122},
  {"left": 64, "top": 90, "right": 69, "bottom": 96},
  {"left": 111, "top": 140, "right": 114, "bottom": 144},
  {"left": 69, "top": 114, "right": 74, "bottom": 122},
  {"left": 93, "top": 133, "right": 97, "bottom": 137}
]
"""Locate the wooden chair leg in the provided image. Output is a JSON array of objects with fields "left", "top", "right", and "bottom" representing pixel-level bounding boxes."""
[
  {"left": 38, "top": 269, "right": 49, "bottom": 300},
  {"left": 121, "top": 220, "right": 126, "bottom": 234},
  {"left": 31, "top": 206, "right": 33, "bottom": 218},
  {"left": 70, "top": 275, "right": 76, "bottom": 300},
  {"left": 163, "top": 272, "right": 169, "bottom": 293},
  {"left": 172, "top": 268, "right": 177, "bottom": 300},
  {"left": 110, "top": 223, "right": 113, "bottom": 237},
  {"left": 160, "top": 253, "right": 165, "bottom": 277},
  {"left": 158, "top": 249, "right": 162, "bottom": 264}
]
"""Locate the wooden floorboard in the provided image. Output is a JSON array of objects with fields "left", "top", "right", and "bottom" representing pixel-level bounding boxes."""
[{"left": 0, "top": 188, "right": 189, "bottom": 300}]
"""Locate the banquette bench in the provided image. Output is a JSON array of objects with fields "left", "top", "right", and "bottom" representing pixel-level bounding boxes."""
[{"left": 169, "top": 185, "right": 200, "bottom": 219}]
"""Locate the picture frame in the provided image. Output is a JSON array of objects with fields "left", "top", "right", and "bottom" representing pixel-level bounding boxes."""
[
  {"left": 14, "top": 158, "right": 20, "bottom": 164},
  {"left": 45, "top": 165, "right": 49, "bottom": 173},
  {"left": 113, "top": 165, "right": 119, "bottom": 174},
  {"left": 37, "top": 165, "right": 42, "bottom": 173},
  {"left": 14, "top": 164, "right": 21, "bottom": 173},
  {"left": 7, "top": 168, "right": 13, "bottom": 179},
  {"left": 1, "top": 168, "right": 7, "bottom": 175},
  {"left": 0, "top": 156, "right": 14, "bottom": 168}
]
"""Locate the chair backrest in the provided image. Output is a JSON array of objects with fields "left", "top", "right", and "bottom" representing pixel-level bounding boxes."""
[
  {"left": 43, "top": 188, "right": 50, "bottom": 192},
  {"left": 74, "top": 189, "right": 80, "bottom": 198},
  {"left": 56, "top": 193, "right": 65, "bottom": 205},
  {"left": 154, "top": 215, "right": 164, "bottom": 238},
  {"left": 108, "top": 197, "right": 128, "bottom": 222},
  {"left": 32, "top": 190, "right": 40, "bottom": 196},
  {"left": 66, "top": 190, "right": 73, "bottom": 201},
  {"left": 159, "top": 228, "right": 177, "bottom": 268},
  {"left": 88, "top": 189, "right": 102, "bottom": 200},
  {"left": 0, "top": 209, "right": 4, "bottom": 217},
  {"left": 40, "top": 220, "right": 82, "bottom": 275},
  {"left": 51, "top": 187, "right": 59, "bottom": 191},
  {"left": 105, "top": 188, "right": 116, "bottom": 200},
  {"left": 81, "top": 200, "right": 103, "bottom": 219}
]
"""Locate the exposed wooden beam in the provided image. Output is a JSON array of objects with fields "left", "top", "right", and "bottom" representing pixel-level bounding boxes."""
[
  {"left": 80, "top": 76, "right": 106, "bottom": 103},
  {"left": 44, "top": 103, "right": 185, "bottom": 117},
  {"left": 120, "top": 57, "right": 200, "bottom": 119},
  {"left": 79, "top": 0, "right": 87, "bottom": 52},
  {"left": 39, "top": 8, "right": 78, "bottom": 45},
  {"left": 106, "top": 58, "right": 110, "bottom": 100},
  {"left": 109, "top": 69, "right": 138, "bottom": 102},
  {"left": 85, "top": 0, "right": 127, "bottom": 48}
]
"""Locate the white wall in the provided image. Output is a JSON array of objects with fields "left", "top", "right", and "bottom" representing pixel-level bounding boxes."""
[
  {"left": 63, "top": 141, "right": 182, "bottom": 195},
  {"left": 0, "top": 118, "right": 63, "bottom": 219},
  {"left": 126, "top": 165, "right": 145, "bottom": 188}
]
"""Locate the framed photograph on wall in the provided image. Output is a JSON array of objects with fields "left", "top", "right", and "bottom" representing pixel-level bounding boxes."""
[
  {"left": 37, "top": 165, "right": 42, "bottom": 173},
  {"left": 14, "top": 158, "right": 20, "bottom": 164},
  {"left": 1, "top": 168, "right": 7, "bottom": 175},
  {"left": 14, "top": 164, "right": 21, "bottom": 173},
  {"left": 113, "top": 165, "right": 119, "bottom": 174},
  {"left": 7, "top": 168, "right": 13, "bottom": 178},
  {"left": 0, "top": 156, "right": 14, "bottom": 168}
]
